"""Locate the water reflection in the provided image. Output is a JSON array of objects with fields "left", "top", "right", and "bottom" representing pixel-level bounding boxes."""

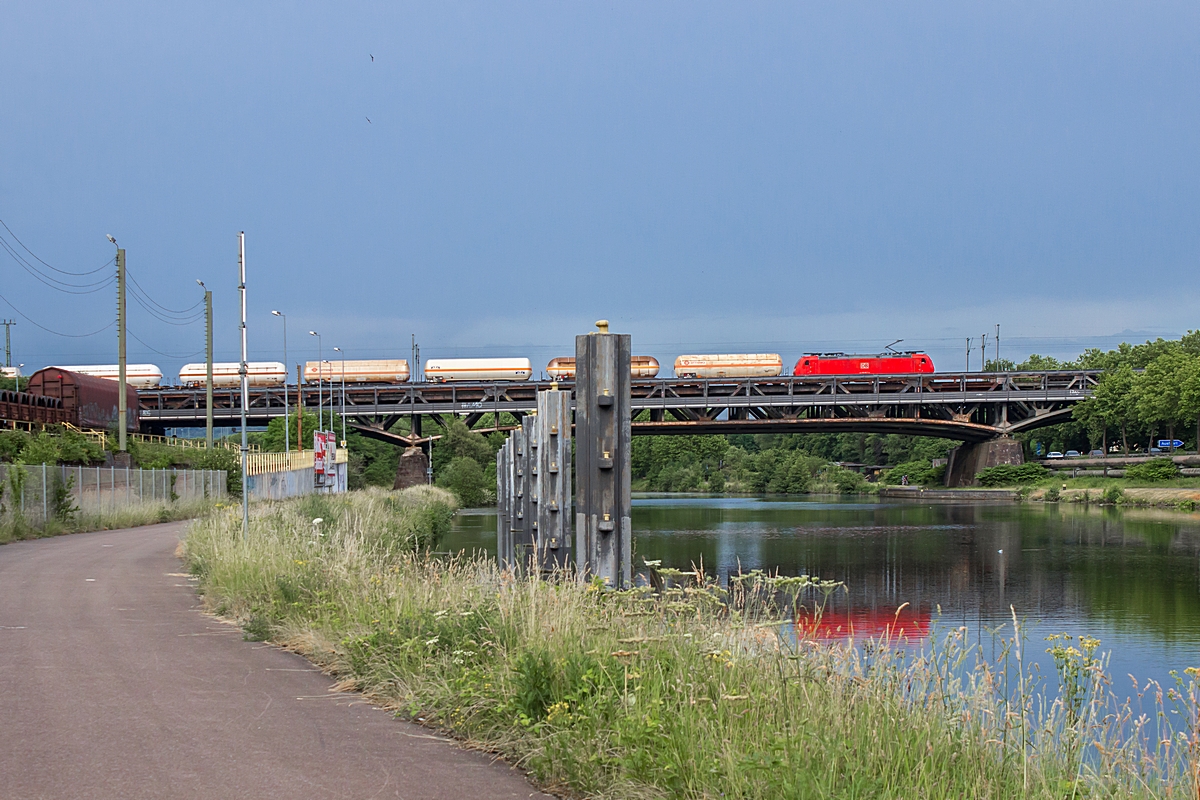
[{"left": 445, "top": 494, "right": 1200, "bottom": 683}]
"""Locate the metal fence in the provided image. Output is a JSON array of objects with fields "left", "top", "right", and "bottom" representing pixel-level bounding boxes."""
[{"left": 0, "top": 463, "right": 227, "bottom": 525}]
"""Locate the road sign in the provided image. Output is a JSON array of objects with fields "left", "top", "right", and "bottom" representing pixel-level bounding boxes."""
[{"left": 1157, "top": 439, "right": 1184, "bottom": 449}]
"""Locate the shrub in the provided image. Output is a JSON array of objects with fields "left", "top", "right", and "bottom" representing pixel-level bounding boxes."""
[
  {"left": 977, "top": 463, "right": 1049, "bottom": 487},
  {"left": 1102, "top": 486, "right": 1124, "bottom": 505},
  {"left": 829, "top": 466, "right": 866, "bottom": 493},
  {"left": 436, "top": 455, "right": 490, "bottom": 507},
  {"left": 1044, "top": 486, "right": 1061, "bottom": 501},
  {"left": 1125, "top": 458, "right": 1180, "bottom": 482},
  {"left": 883, "top": 460, "right": 937, "bottom": 485}
]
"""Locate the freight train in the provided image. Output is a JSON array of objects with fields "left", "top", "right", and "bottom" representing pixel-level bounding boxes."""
[
  {"left": 25, "top": 367, "right": 140, "bottom": 431},
  {"left": 36, "top": 349, "right": 936, "bottom": 389}
]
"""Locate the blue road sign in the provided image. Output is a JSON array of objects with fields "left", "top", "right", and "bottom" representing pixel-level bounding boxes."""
[{"left": 1157, "top": 439, "right": 1184, "bottom": 449}]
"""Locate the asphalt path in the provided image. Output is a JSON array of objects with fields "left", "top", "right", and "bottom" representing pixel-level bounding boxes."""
[{"left": 0, "top": 522, "right": 552, "bottom": 800}]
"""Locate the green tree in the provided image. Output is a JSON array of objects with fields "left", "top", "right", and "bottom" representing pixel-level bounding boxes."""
[
  {"left": 436, "top": 455, "right": 490, "bottom": 507},
  {"left": 1134, "top": 352, "right": 1195, "bottom": 451}
]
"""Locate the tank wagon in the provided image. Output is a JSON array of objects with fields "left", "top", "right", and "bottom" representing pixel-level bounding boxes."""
[
  {"left": 178, "top": 362, "right": 287, "bottom": 388},
  {"left": 304, "top": 359, "right": 409, "bottom": 384},
  {"left": 26, "top": 367, "right": 139, "bottom": 431},
  {"left": 52, "top": 364, "right": 163, "bottom": 388},
  {"left": 674, "top": 354, "right": 784, "bottom": 379},
  {"left": 424, "top": 358, "right": 533, "bottom": 382},
  {"left": 793, "top": 352, "right": 935, "bottom": 376},
  {"left": 546, "top": 356, "right": 660, "bottom": 380}
]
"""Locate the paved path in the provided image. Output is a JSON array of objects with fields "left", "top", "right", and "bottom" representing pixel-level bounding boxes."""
[{"left": 0, "top": 522, "right": 551, "bottom": 800}]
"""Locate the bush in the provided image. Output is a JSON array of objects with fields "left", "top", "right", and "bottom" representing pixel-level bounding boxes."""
[
  {"left": 436, "top": 455, "right": 490, "bottom": 507},
  {"left": 829, "top": 466, "right": 866, "bottom": 493},
  {"left": 883, "top": 459, "right": 938, "bottom": 485},
  {"left": 1102, "top": 486, "right": 1124, "bottom": 505},
  {"left": 1044, "top": 486, "right": 1061, "bottom": 501},
  {"left": 976, "top": 463, "right": 1049, "bottom": 487},
  {"left": 1125, "top": 458, "right": 1180, "bottom": 482}
]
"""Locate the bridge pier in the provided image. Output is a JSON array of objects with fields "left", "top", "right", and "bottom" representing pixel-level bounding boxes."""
[{"left": 944, "top": 437, "right": 1023, "bottom": 487}]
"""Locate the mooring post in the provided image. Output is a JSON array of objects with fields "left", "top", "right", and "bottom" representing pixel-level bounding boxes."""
[
  {"left": 536, "top": 386, "right": 572, "bottom": 573},
  {"left": 574, "top": 320, "right": 632, "bottom": 588},
  {"left": 496, "top": 439, "right": 513, "bottom": 569},
  {"left": 509, "top": 426, "right": 532, "bottom": 574},
  {"left": 520, "top": 414, "right": 539, "bottom": 573}
]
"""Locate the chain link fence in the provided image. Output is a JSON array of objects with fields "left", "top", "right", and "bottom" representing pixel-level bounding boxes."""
[{"left": 0, "top": 464, "right": 227, "bottom": 526}]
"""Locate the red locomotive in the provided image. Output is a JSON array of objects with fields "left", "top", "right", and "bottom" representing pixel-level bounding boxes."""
[{"left": 793, "top": 352, "right": 935, "bottom": 376}]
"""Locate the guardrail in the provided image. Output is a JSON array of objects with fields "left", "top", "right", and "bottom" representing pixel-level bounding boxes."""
[{"left": 64, "top": 424, "right": 255, "bottom": 454}]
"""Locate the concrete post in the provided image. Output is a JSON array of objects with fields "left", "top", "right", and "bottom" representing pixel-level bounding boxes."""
[
  {"left": 536, "top": 387, "right": 572, "bottom": 573},
  {"left": 574, "top": 321, "right": 632, "bottom": 588}
]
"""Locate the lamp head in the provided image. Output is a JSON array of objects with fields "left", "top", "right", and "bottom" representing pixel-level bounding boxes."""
[
  {"left": 308, "top": 331, "right": 318, "bottom": 336},
  {"left": 196, "top": 279, "right": 205, "bottom": 288},
  {"left": 271, "top": 310, "right": 281, "bottom": 316},
  {"left": 106, "top": 234, "right": 116, "bottom": 244}
]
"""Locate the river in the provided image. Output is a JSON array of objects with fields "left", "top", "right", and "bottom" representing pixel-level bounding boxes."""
[{"left": 445, "top": 494, "right": 1200, "bottom": 687}]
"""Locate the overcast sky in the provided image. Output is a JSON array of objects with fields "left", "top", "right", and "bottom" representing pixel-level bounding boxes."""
[{"left": 2, "top": 2, "right": 1198, "bottom": 378}]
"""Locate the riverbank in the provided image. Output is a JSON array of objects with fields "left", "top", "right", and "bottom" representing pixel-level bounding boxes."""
[
  {"left": 0, "top": 498, "right": 220, "bottom": 545},
  {"left": 186, "top": 488, "right": 1200, "bottom": 799}
]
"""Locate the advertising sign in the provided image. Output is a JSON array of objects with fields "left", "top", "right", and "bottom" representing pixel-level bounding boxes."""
[
  {"left": 313, "top": 432, "right": 326, "bottom": 475},
  {"left": 322, "top": 432, "right": 337, "bottom": 476}
]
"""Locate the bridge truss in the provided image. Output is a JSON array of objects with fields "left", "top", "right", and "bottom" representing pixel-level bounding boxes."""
[{"left": 136, "top": 370, "right": 1099, "bottom": 445}]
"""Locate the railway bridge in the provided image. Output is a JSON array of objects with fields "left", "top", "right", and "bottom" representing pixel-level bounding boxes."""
[{"left": 136, "top": 369, "right": 1098, "bottom": 452}]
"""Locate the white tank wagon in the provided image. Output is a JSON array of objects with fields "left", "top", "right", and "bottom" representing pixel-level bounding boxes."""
[
  {"left": 304, "top": 359, "right": 410, "bottom": 384},
  {"left": 546, "top": 356, "right": 661, "bottom": 380},
  {"left": 424, "top": 357, "right": 533, "bottom": 382},
  {"left": 179, "top": 361, "right": 287, "bottom": 388},
  {"left": 51, "top": 364, "right": 163, "bottom": 388},
  {"left": 673, "top": 354, "right": 784, "bottom": 379}
]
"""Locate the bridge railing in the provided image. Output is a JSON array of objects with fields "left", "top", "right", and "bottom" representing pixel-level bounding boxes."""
[{"left": 246, "top": 449, "right": 348, "bottom": 477}]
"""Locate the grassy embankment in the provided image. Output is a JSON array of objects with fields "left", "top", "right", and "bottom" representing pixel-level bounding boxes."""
[
  {"left": 185, "top": 487, "right": 1200, "bottom": 799},
  {"left": 0, "top": 498, "right": 221, "bottom": 545}
]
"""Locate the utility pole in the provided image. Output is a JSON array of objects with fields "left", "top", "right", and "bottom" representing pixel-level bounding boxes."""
[
  {"left": 980, "top": 333, "right": 988, "bottom": 372},
  {"left": 116, "top": 243, "right": 127, "bottom": 453},
  {"left": 272, "top": 311, "right": 289, "bottom": 453},
  {"left": 1, "top": 320, "right": 14, "bottom": 368},
  {"left": 198, "top": 281, "right": 213, "bottom": 448},
  {"left": 238, "top": 232, "right": 249, "bottom": 541},
  {"left": 995, "top": 323, "right": 1000, "bottom": 367},
  {"left": 965, "top": 337, "right": 971, "bottom": 373},
  {"left": 296, "top": 364, "right": 304, "bottom": 451},
  {"left": 309, "top": 331, "right": 322, "bottom": 432}
]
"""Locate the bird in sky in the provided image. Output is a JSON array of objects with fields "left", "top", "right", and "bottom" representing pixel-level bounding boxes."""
[
  {"left": 365, "top": 117, "right": 372, "bottom": 124},
  {"left": 370, "top": 54, "right": 374, "bottom": 62}
]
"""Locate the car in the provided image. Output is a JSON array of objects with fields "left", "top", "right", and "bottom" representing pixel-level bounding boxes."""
[
  {"left": 1088, "top": 449, "right": 1105, "bottom": 457},
  {"left": 1150, "top": 447, "right": 1163, "bottom": 454},
  {"left": 1066, "top": 450, "right": 1082, "bottom": 458},
  {"left": 1047, "top": 451, "right": 1064, "bottom": 459}
]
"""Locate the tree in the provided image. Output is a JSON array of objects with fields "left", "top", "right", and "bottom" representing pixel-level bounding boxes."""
[
  {"left": 431, "top": 419, "right": 496, "bottom": 475},
  {"left": 436, "top": 456, "right": 490, "bottom": 507},
  {"left": 1133, "top": 352, "right": 1196, "bottom": 451}
]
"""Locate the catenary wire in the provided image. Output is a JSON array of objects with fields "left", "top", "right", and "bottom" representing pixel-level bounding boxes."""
[
  {"left": 127, "top": 328, "right": 204, "bottom": 359},
  {"left": 0, "top": 218, "right": 116, "bottom": 276},
  {"left": 0, "top": 290, "right": 115, "bottom": 338},
  {"left": 0, "top": 239, "right": 117, "bottom": 293}
]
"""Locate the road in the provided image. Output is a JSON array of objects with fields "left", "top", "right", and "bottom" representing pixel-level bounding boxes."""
[{"left": 0, "top": 522, "right": 551, "bottom": 800}]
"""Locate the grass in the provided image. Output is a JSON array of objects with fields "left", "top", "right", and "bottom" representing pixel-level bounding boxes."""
[
  {"left": 185, "top": 487, "right": 1200, "bottom": 799},
  {"left": 0, "top": 498, "right": 221, "bottom": 544}
]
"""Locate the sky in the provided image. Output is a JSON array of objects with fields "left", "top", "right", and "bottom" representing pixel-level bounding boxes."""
[{"left": 1, "top": 1, "right": 1198, "bottom": 379}]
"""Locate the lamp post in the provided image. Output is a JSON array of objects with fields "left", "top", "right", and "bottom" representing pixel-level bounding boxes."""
[
  {"left": 272, "top": 311, "right": 289, "bottom": 452},
  {"left": 197, "top": 280, "right": 213, "bottom": 448},
  {"left": 309, "top": 331, "right": 322, "bottom": 432},
  {"left": 15, "top": 364, "right": 23, "bottom": 393},
  {"left": 333, "top": 347, "right": 346, "bottom": 444},
  {"left": 106, "top": 234, "right": 127, "bottom": 453}
]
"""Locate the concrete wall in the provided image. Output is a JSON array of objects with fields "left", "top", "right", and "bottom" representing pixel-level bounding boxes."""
[
  {"left": 245, "top": 462, "right": 347, "bottom": 501},
  {"left": 944, "top": 438, "right": 1024, "bottom": 487}
]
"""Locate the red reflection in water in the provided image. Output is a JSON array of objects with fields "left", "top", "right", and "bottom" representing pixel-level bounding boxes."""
[{"left": 795, "top": 607, "right": 931, "bottom": 640}]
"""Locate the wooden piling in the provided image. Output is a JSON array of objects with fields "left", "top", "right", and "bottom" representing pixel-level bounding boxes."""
[{"left": 536, "top": 387, "right": 572, "bottom": 573}]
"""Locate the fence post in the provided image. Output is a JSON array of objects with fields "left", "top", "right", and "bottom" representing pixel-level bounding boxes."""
[
  {"left": 42, "top": 463, "right": 47, "bottom": 523},
  {"left": 125, "top": 465, "right": 130, "bottom": 505},
  {"left": 496, "top": 440, "right": 511, "bottom": 569}
]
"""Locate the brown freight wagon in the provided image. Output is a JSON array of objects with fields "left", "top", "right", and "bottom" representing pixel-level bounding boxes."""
[
  {"left": 25, "top": 368, "right": 140, "bottom": 432},
  {"left": 0, "top": 389, "right": 69, "bottom": 426}
]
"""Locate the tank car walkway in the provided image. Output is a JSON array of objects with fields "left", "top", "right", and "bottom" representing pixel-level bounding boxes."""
[{"left": 0, "top": 522, "right": 550, "bottom": 800}]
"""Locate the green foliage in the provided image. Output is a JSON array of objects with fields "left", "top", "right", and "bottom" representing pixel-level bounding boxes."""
[
  {"left": 436, "top": 455, "right": 490, "bottom": 507},
  {"left": 1044, "top": 486, "right": 1061, "bottom": 501},
  {"left": 0, "top": 430, "right": 30, "bottom": 461},
  {"left": 1125, "top": 458, "right": 1180, "bottom": 482},
  {"left": 883, "top": 459, "right": 940, "bottom": 485},
  {"left": 2, "top": 427, "right": 104, "bottom": 465},
  {"left": 976, "top": 463, "right": 1049, "bottom": 487},
  {"left": 260, "top": 408, "right": 321, "bottom": 453},
  {"left": 432, "top": 419, "right": 497, "bottom": 474},
  {"left": 1102, "top": 486, "right": 1124, "bottom": 505}
]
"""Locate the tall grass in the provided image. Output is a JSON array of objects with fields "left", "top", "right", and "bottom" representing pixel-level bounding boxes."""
[
  {"left": 0, "top": 498, "right": 219, "bottom": 544},
  {"left": 185, "top": 488, "right": 1200, "bottom": 799}
]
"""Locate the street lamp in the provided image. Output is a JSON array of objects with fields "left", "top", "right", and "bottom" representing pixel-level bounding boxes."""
[
  {"left": 272, "top": 311, "right": 289, "bottom": 452},
  {"left": 308, "top": 331, "right": 322, "bottom": 431},
  {"left": 197, "top": 280, "right": 213, "bottom": 448},
  {"left": 15, "top": 364, "right": 23, "bottom": 392},
  {"left": 333, "top": 347, "right": 346, "bottom": 444}
]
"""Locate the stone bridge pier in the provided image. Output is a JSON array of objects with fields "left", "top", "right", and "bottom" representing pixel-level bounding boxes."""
[{"left": 944, "top": 437, "right": 1024, "bottom": 487}]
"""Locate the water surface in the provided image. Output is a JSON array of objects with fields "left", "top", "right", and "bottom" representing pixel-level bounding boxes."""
[{"left": 446, "top": 494, "right": 1200, "bottom": 686}]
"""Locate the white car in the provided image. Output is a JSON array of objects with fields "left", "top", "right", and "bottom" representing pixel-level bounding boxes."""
[{"left": 1046, "top": 451, "right": 1064, "bottom": 459}]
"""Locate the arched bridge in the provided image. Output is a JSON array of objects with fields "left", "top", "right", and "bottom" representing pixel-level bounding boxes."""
[{"left": 137, "top": 370, "right": 1098, "bottom": 445}]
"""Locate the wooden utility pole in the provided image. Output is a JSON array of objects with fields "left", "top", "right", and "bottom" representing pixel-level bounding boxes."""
[
  {"left": 575, "top": 320, "right": 631, "bottom": 588},
  {"left": 1, "top": 320, "right": 14, "bottom": 368}
]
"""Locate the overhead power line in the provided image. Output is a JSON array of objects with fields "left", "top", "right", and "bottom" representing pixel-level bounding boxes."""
[
  {"left": 0, "top": 290, "right": 115, "bottom": 338},
  {"left": 0, "top": 218, "right": 114, "bottom": 276}
]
